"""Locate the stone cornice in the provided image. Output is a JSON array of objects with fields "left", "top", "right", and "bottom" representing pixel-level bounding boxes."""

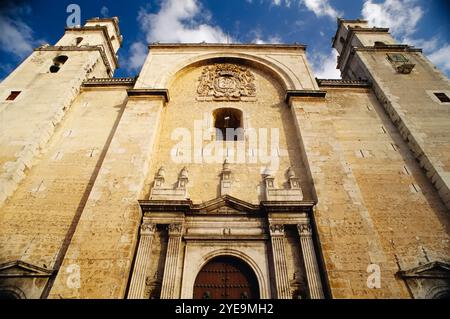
[
  {"left": 83, "top": 77, "right": 136, "bottom": 87},
  {"left": 316, "top": 78, "right": 371, "bottom": 88},
  {"left": 340, "top": 45, "right": 421, "bottom": 77},
  {"left": 261, "top": 201, "right": 315, "bottom": 213},
  {"left": 139, "top": 195, "right": 314, "bottom": 216},
  {"left": 35, "top": 45, "right": 113, "bottom": 75},
  {"left": 285, "top": 90, "right": 327, "bottom": 105},
  {"left": 354, "top": 45, "right": 422, "bottom": 53},
  {"left": 149, "top": 43, "right": 307, "bottom": 50},
  {"left": 127, "top": 89, "right": 170, "bottom": 103},
  {"left": 65, "top": 26, "right": 119, "bottom": 68}
]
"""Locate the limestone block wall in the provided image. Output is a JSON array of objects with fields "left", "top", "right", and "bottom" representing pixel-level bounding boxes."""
[
  {"left": 290, "top": 86, "right": 450, "bottom": 298},
  {"left": 48, "top": 96, "right": 165, "bottom": 298},
  {"left": 0, "top": 87, "right": 128, "bottom": 297},
  {"left": 348, "top": 50, "right": 450, "bottom": 210},
  {"left": 142, "top": 61, "right": 313, "bottom": 205},
  {"left": 0, "top": 49, "right": 110, "bottom": 207}
]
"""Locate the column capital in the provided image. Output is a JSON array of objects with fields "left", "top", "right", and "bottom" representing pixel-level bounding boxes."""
[
  {"left": 168, "top": 223, "right": 184, "bottom": 236},
  {"left": 140, "top": 221, "right": 156, "bottom": 236},
  {"left": 269, "top": 223, "right": 285, "bottom": 236},
  {"left": 297, "top": 222, "right": 312, "bottom": 236}
]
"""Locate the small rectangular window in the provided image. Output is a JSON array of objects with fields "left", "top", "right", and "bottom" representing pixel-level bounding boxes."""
[
  {"left": 6, "top": 91, "right": 21, "bottom": 101},
  {"left": 386, "top": 53, "right": 408, "bottom": 63},
  {"left": 434, "top": 92, "right": 450, "bottom": 103}
]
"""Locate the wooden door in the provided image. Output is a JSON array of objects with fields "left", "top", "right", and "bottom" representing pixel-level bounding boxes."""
[{"left": 193, "top": 256, "right": 259, "bottom": 299}]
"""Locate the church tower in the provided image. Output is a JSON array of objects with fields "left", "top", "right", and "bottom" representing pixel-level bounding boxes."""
[
  {"left": 333, "top": 19, "right": 450, "bottom": 211},
  {"left": 0, "top": 17, "right": 121, "bottom": 206}
]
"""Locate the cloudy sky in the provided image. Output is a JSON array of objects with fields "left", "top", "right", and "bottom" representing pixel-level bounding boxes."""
[{"left": 0, "top": 0, "right": 449, "bottom": 80}]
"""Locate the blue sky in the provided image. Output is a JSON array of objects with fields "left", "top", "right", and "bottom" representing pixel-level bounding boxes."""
[{"left": 0, "top": 0, "right": 449, "bottom": 80}]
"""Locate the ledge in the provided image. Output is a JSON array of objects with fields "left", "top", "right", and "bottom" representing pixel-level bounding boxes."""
[
  {"left": 127, "top": 89, "right": 170, "bottom": 102},
  {"left": 149, "top": 43, "right": 307, "bottom": 50},
  {"left": 83, "top": 77, "right": 136, "bottom": 87},
  {"left": 285, "top": 90, "right": 327, "bottom": 105},
  {"left": 316, "top": 78, "right": 371, "bottom": 88},
  {"left": 261, "top": 201, "right": 315, "bottom": 213},
  {"left": 354, "top": 45, "right": 422, "bottom": 53},
  {"left": 139, "top": 195, "right": 315, "bottom": 215}
]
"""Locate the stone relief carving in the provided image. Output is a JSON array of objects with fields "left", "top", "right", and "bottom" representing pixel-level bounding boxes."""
[{"left": 197, "top": 63, "right": 256, "bottom": 101}]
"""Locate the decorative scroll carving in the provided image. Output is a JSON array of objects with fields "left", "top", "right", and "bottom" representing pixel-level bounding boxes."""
[{"left": 197, "top": 64, "right": 256, "bottom": 101}]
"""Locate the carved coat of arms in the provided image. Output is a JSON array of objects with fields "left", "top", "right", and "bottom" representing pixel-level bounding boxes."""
[{"left": 197, "top": 64, "right": 256, "bottom": 101}]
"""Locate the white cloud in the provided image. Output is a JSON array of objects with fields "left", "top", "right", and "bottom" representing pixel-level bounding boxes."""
[
  {"left": 301, "top": 0, "right": 341, "bottom": 19},
  {"left": 137, "top": 0, "right": 229, "bottom": 43},
  {"left": 310, "top": 49, "right": 341, "bottom": 79},
  {"left": 428, "top": 45, "right": 450, "bottom": 73},
  {"left": 361, "top": 0, "right": 423, "bottom": 37},
  {"left": 271, "top": 0, "right": 341, "bottom": 19},
  {"left": 126, "top": 0, "right": 230, "bottom": 71},
  {"left": 361, "top": 0, "right": 449, "bottom": 77},
  {"left": 253, "top": 35, "right": 282, "bottom": 44},
  {"left": 127, "top": 42, "right": 147, "bottom": 72},
  {"left": 0, "top": 4, "right": 40, "bottom": 58},
  {"left": 100, "top": 6, "right": 109, "bottom": 18}
]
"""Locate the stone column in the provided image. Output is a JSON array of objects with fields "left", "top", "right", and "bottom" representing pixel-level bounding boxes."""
[
  {"left": 160, "top": 223, "right": 183, "bottom": 299},
  {"left": 297, "top": 221, "right": 324, "bottom": 299},
  {"left": 269, "top": 224, "right": 291, "bottom": 299},
  {"left": 127, "top": 221, "right": 156, "bottom": 299}
]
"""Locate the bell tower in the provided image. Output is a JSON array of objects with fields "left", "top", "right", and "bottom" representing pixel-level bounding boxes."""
[
  {"left": 0, "top": 17, "right": 122, "bottom": 206},
  {"left": 332, "top": 18, "right": 450, "bottom": 210}
]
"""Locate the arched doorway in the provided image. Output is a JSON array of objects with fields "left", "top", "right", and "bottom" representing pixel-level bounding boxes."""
[{"left": 193, "top": 256, "right": 259, "bottom": 299}]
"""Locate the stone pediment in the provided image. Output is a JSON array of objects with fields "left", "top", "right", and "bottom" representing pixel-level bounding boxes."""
[
  {"left": 194, "top": 195, "right": 260, "bottom": 215},
  {"left": 140, "top": 195, "right": 261, "bottom": 215},
  {"left": 139, "top": 195, "right": 315, "bottom": 215},
  {"left": 398, "top": 261, "right": 450, "bottom": 279},
  {"left": 0, "top": 260, "right": 53, "bottom": 277}
]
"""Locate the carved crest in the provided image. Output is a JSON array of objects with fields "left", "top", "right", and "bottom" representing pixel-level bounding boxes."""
[{"left": 197, "top": 64, "right": 256, "bottom": 101}]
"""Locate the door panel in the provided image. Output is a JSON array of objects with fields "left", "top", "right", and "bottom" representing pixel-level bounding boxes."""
[{"left": 193, "top": 256, "right": 259, "bottom": 299}]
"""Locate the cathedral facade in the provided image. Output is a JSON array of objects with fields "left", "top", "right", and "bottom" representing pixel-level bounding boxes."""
[{"left": 0, "top": 17, "right": 449, "bottom": 299}]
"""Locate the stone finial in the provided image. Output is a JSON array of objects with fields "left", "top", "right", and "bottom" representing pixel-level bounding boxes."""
[
  {"left": 220, "top": 159, "right": 232, "bottom": 196},
  {"left": 287, "top": 167, "right": 296, "bottom": 179},
  {"left": 154, "top": 166, "right": 165, "bottom": 188},
  {"left": 223, "top": 158, "right": 230, "bottom": 172},
  {"left": 180, "top": 167, "right": 189, "bottom": 179},
  {"left": 156, "top": 166, "right": 165, "bottom": 178},
  {"left": 177, "top": 167, "right": 189, "bottom": 189},
  {"left": 287, "top": 167, "right": 301, "bottom": 190},
  {"left": 262, "top": 167, "right": 273, "bottom": 177}
]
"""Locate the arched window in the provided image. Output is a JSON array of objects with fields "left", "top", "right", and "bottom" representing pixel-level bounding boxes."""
[
  {"left": 374, "top": 41, "right": 386, "bottom": 47},
  {"left": 49, "top": 55, "right": 69, "bottom": 73},
  {"left": 75, "top": 37, "right": 83, "bottom": 46},
  {"left": 213, "top": 108, "right": 243, "bottom": 141}
]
